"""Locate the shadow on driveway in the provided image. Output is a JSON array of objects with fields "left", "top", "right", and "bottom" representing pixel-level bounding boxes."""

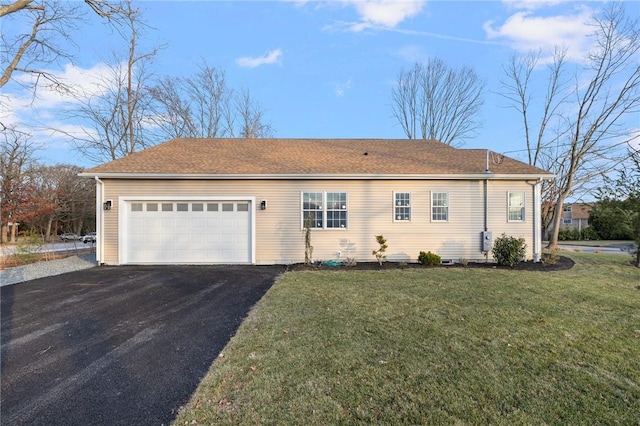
[{"left": 1, "top": 265, "right": 285, "bottom": 426}]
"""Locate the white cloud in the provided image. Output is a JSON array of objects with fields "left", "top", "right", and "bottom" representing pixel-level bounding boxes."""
[
  {"left": 236, "top": 49, "right": 283, "bottom": 69},
  {"left": 325, "top": 0, "right": 425, "bottom": 32},
  {"left": 484, "top": 7, "right": 594, "bottom": 62},
  {"left": 334, "top": 79, "right": 352, "bottom": 97},
  {"left": 6, "top": 62, "right": 114, "bottom": 115},
  {"left": 503, "top": 0, "right": 566, "bottom": 11}
]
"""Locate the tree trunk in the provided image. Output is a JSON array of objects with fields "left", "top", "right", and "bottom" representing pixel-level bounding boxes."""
[
  {"left": 1, "top": 224, "right": 8, "bottom": 244},
  {"left": 10, "top": 222, "right": 17, "bottom": 243},
  {"left": 547, "top": 192, "right": 567, "bottom": 249},
  {"left": 45, "top": 217, "right": 53, "bottom": 242}
]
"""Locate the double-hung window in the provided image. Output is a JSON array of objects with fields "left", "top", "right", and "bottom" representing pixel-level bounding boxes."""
[
  {"left": 431, "top": 192, "right": 448, "bottom": 222},
  {"left": 394, "top": 192, "right": 411, "bottom": 221},
  {"left": 302, "top": 192, "right": 347, "bottom": 229},
  {"left": 508, "top": 192, "right": 525, "bottom": 221}
]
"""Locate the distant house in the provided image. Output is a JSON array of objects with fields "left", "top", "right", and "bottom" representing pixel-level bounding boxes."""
[
  {"left": 80, "top": 138, "right": 554, "bottom": 265},
  {"left": 561, "top": 203, "right": 593, "bottom": 232}
]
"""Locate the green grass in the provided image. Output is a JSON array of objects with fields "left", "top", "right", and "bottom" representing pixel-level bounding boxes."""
[
  {"left": 174, "top": 253, "right": 640, "bottom": 425},
  {"left": 557, "top": 239, "right": 634, "bottom": 248}
]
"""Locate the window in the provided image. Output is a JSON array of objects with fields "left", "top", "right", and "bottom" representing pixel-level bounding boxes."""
[
  {"left": 563, "top": 205, "right": 572, "bottom": 213},
  {"left": 326, "top": 192, "right": 347, "bottom": 228},
  {"left": 131, "top": 203, "right": 143, "bottom": 212},
  {"left": 431, "top": 192, "right": 448, "bottom": 222},
  {"left": 146, "top": 203, "right": 158, "bottom": 212},
  {"left": 192, "top": 203, "right": 203, "bottom": 212},
  {"left": 222, "top": 203, "right": 234, "bottom": 212},
  {"left": 177, "top": 203, "right": 189, "bottom": 212},
  {"left": 162, "top": 203, "right": 173, "bottom": 212},
  {"left": 394, "top": 192, "right": 411, "bottom": 221},
  {"left": 302, "top": 192, "right": 347, "bottom": 229},
  {"left": 207, "top": 203, "right": 218, "bottom": 212},
  {"left": 563, "top": 218, "right": 572, "bottom": 225},
  {"left": 237, "top": 203, "right": 249, "bottom": 212},
  {"left": 508, "top": 192, "right": 525, "bottom": 221}
]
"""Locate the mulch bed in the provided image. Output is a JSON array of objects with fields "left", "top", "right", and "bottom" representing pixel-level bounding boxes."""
[{"left": 287, "top": 255, "right": 575, "bottom": 272}]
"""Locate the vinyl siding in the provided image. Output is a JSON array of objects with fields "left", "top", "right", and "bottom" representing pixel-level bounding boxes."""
[{"left": 101, "top": 178, "right": 536, "bottom": 265}]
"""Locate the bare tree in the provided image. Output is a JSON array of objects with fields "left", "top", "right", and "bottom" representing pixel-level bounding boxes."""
[
  {"left": 30, "top": 164, "right": 95, "bottom": 239},
  {"left": 64, "top": 0, "right": 159, "bottom": 163},
  {"left": 390, "top": 58, "right": 485, "bottom": 146},
  {"left": 500, "top": 3, "right": 640, "bottom": 248},
  {"left": 0, "top": 126, "right": 38, "bottom": 243},
  {"left": 148, "top": 62, "right": 274, "bottom": 140},
  {"left": 232, "top": 89, "right": 274, "bottom": 138},
  {"left": 0, "top": 0, "right": 128, "bottom": 94}
]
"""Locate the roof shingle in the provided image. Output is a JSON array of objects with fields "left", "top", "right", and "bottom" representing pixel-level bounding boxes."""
[{"left": 84, "top": 138, "right": 552, "bottom": 177}]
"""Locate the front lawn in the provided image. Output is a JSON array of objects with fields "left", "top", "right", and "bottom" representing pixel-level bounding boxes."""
[{"left": 174, "top": 254, "right": 640, "bottom": 425}]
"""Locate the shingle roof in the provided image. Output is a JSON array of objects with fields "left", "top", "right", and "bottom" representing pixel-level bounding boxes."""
[{"left": 83, "top": 138, "right": 553, "bottom": 177}]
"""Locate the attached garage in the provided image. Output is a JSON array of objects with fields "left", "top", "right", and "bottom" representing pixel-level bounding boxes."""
[{"left": 119, "top": 197, "right": 254, "bottom": 264}]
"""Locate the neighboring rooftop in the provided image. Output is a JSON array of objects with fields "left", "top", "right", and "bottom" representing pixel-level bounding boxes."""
[{"left": 82, "top": 138, "right": 553, "bottom": 178}]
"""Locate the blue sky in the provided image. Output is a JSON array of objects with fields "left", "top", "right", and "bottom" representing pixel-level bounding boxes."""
[{"left": 3, "top": 0, "right": 638, "bottom": 168}]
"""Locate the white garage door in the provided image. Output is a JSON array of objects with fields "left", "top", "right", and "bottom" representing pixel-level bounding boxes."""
[{"left": 124, "top": 200, "right": 252, "bottom": 264}]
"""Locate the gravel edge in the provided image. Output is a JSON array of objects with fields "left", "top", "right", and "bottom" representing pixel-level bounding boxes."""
[{"left": 0, "top": 253, "right": 97, "bottom": 287}]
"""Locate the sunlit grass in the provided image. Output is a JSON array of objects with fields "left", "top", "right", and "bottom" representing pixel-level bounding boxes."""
[{"left": 174, "top": 253, "right": 640, "bottom": 425}]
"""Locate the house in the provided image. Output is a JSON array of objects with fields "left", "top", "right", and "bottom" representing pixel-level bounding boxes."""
[
  {"left": 80, "top": 138, "right": 554, "bottom": 265},
  {"left": 561, "top": 203, "right": 592, "bottom": 232}
]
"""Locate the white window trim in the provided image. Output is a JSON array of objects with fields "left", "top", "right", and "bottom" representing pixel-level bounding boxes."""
[
  {"left": 301, "top": 191, "right": 348, "bottom": 230},
  {"left": 393, "top": 191, "right": 411, "bottom": 222},
  {"left": 431, "top": 191, "right": 449, "bottom": 222},
  {"left": 507, "top": 191, "right": 526, "bottom": 222}
]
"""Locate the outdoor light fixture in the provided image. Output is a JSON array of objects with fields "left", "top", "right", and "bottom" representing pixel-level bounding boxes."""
[
  {"left": 260, "top": 200, "right": 267, "bottom": 210},
  {"left": 103, "top": 200, "right": 112, "bottom": 210}
]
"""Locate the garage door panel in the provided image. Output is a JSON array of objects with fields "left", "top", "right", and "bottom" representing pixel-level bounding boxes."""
[{"left": 125, "top": 200, "right": 251, "bottom": 264}]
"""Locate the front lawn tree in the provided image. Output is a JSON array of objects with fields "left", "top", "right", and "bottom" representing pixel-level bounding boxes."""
[
  {"left": 500, "top": 3, "right": 640, "bottom": 248},
  {"left": 390, "top": 58, "right": 485, "bottom": 146}
]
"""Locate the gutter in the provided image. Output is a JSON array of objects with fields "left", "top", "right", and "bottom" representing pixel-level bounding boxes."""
[{"left": 79, "top": 172, "right": 555, "bottom": 181}]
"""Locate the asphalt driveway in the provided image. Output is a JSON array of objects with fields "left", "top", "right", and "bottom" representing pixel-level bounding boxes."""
[{"left": 1, "top": 264, "right": 285, "bottom": 426}]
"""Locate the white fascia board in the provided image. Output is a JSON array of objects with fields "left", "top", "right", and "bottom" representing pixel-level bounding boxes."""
[{"left": 79, "top": 172, "right": 555, "bottom": 181}]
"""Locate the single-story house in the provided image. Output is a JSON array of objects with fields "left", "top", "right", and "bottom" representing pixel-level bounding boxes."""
[{"left": 80, "top": 138, "right": 554, "bottom": 265}]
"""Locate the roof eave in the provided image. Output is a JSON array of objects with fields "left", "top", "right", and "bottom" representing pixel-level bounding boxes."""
[{"left": 79, "top": 172, "right": 555, "bottom": 180}]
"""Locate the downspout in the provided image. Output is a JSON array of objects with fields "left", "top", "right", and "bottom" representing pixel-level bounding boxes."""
[
  {"left": 483, "top": 150, "right": 491, "bottom": 262},
  {"left": 530, "top": 178, "right": 542, "bottom": 262},
  {"left": 94, "top": 176, "right": 104, "bottom": 265}
]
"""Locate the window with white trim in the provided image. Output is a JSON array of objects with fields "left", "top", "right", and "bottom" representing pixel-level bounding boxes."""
[
  {"left": 394, "top": 192, "right": 411, "bottom": 221},
  {"left": 563, "top": 218, "right": 572, "bottom": 225},
  {"left": 431, "top": 192, "right": 448, "bottom": 222},
  {"left": 302, "top": 192, "right": 347, "bottom": 229},
  {"left": 508, "top": 192, "right": 525, "bottom": 221}
]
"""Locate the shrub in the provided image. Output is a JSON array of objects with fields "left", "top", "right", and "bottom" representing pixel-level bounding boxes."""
[
  {"left": 580, "top": 227, "right": 599, "bottom": 240},
  {"left": 492, "top": 234, "right": 526, "bottom": 267},
  {"left": 418, "top": 251, "right": 441, "bottom": 266},
  {"left": 372, "top": 235, "right": 388, "bottom": 265},
  {"left": 13, "top": 232, "right": 44, "bottom": 264},
  {"left": 458, "top": 258, "right": 469, "bottom": 267},
  {"left": 541, "top": 250, "right": 560, "bottom": 266}
]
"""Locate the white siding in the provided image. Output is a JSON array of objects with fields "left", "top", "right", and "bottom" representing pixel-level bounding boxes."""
[{"left": 101, "top": 179, "right": 536, "bottom": 265}]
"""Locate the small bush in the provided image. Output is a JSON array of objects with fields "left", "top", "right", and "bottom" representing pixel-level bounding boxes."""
[
  {"left": 492, "top": 234, "right": 526, "bottom": 267},
  {"left": 541, "top": 250, "right": 560, "bottom": 266},
  {"left": 418, "top": 251, "right": 441, "bottom": 266},
  {"left": 372, "top": 235, "right": 388, "bottom": 265},
  {"left": 458, "top": 258, "right": 469, "bottom": 267}
]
